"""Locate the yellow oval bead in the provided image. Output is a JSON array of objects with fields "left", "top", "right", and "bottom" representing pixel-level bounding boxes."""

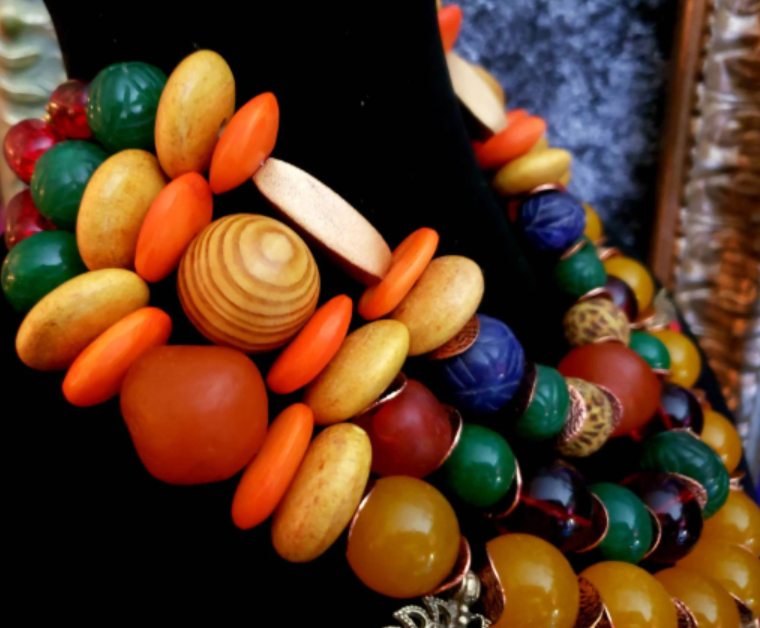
[
  {"left": 655, "top": 567, "right": 742, "bottom": 628},
  {"left": 493, "top": 148, "right": 572, "bottom": 196},
  {"left": 583, "top": 203, "right": 604, "bottom": 242},
  {"left": 703, "top": 490, "right": 760, "bottom": 555},
  {"left": 649, "top": 329, "right": 702, "bottom": 389},
  {"left": 528, "top": 136, "right": 549, "bottom": 154},
  {"left": 488, "top": 534, "right": 579, "bottom": 628},
  {"left": 603, "top": 256, "right": 656, "bottom": 313},
  {"left": 701, "top": 409, "right": 743, "bottom": 473}
]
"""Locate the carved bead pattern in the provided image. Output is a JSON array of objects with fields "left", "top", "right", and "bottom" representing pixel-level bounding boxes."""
[
  {"left": 563, "top": 297, "right": 631, "bottom": 347},
  {"left": 518, "top": 190, "right": 586, "bottom": 251},
  {"left": 559, "top": 377, "right": 616, "bottom": 457}
]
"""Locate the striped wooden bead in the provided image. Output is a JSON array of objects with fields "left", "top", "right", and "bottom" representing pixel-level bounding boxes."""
[{"left": 178, "top": 214, "right": 320, "bottom": 353}]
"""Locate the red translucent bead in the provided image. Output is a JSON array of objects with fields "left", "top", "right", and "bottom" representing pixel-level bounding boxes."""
[
  {"left": 3, "top": 119, "right": 64, "bottom": 183},
  {"left": 353, "top": 379, "right": 452, "bottom": 478},
  {"left": 4, "top": 189, "right": 56, "bottom": 250},
  {"left": 48, "top": 80, "right": 92, "bottom": 139}
]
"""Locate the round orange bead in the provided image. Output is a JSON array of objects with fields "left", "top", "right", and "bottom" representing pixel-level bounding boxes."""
[
  {"left": 582, "top": 562, "right": 677, "bottom": 628},
  {"left": 650, "top": 330, "right": 702, "bottom": 388},
  {"left": 701, "top": 409, "right": 743, "bottom": 473},
  {"left": 487, "top": 533, "right": 579, "bottom": 628},
  {"left": 358, "top": 228, "right": 439, "bottom": 321},
  {"left": 231, "top": 403, "right": 314, "bottom": 530},
  {"left": 438, "top": 5, "right": 462, "bottom": 52},
  {"left": 135, "top": 172, "right": 213, "bottom": 283},
  {"left": 475, "top": 116, "right": 547, "bottom": 170},
  {"left": 267, "top": 295, "right": 353, "bottom": 394},
  {"left": 604, "top": 256, "right": 656, "bottom": 313},
  {"left": 655, "top": 567, "right": 741, "bottom": 628},
  {"left": 209, "top": 92, "right": 279, "bottom": 194},
  {"left": 703, "top": 490, "right": 760, "bottom": 555},
  {"left": 63, "top": 307, "right": 172, "bottom": 407},
  {"left": 583, "top": 203, "right": 603, "bottom": 242},
  {"left": 346, "top": 476, "right": 460, "bottom": 599}
]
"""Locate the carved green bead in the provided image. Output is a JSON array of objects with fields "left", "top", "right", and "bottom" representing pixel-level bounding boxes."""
[
  {"left": 86, "top": 62, "right": 167, "bottom": 153},
  {"left": 1, "top": 231, "right": 87, "bottom": 312},
  {"left": 629, "top": 331, "right": 671, "bottom": 370},
  {"left": 514, "top": 364, "right": 570, "bottom": 441},
  {"left": 639, "top": 430, "right": 730, "bottom": 518},
  {"left": 591, "top": 482, "right": 652, "bottom": 564},
  {"left": 554, "top": 244, "right": 606, "bottom": 298},
  {"left": 30, "top": 141, "right": 108, "bottom": 230}
]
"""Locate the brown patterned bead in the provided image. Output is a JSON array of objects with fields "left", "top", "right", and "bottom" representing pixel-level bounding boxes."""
[
  {"left": 558, "top": 378, "right": 615, "bottom": 457},
  {"left": 563, "top": 297, "right": 630, "bottom": 347}
]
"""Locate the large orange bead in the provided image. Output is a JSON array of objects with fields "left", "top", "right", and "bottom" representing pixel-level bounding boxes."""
[
  {"left": 650, "top": 330, "right": 702, "bottom": 388},
  {"left": 700, "top": 410, "right": 743, "bottom": 473},
  {"left": 474, "top": 116, "right": 547, "bottom": 170},
  {"left": 438, "top": 5, "right": 462, "bottom": 52},
  {"left": 347, "top": 476, "right": 460, "bottom": 599},
  {"left": 487, "top": 534, "right": 579, "bottom": 628},
  {"left": 120, "top": 345, "right": 268, "bottom": 485},
  {"left": 655, "top": 567, "right": 741, "bottom": 628},
  {"left": 677, "top": 538, "right": 760, "bottom": 618},
  {"left": 558, "top": 342, "right": 661, "bottom": 437},
  {"left": 702, "top": 490, "right": 760, "bottom": 555},
  {"left": 604, "top": 256, "right": 655, "bottom": 312},
  {"left": 582, "top": 562, "right": 677, "bottom": 628}
]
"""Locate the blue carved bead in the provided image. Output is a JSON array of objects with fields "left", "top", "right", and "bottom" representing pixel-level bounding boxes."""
[
  {"left": 519, "top": 191, "right": 586, "bottom": 251},
  {"left": 439, "top": 314, "right": 525, "bottom": 415}
]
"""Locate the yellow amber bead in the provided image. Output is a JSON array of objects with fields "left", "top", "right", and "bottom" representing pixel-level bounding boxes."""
[
  {"left": 583, "top": 203, "right": 604, "bottom": 242},
  {"left": 487, "top": 534, "right": 579, "bottom": 628},
  {"left": 582, "top": 562, "right": 677, "bottom": 628},
  {"left": 603, "top": 256, "right": 655, "bottom": 313},
  {"left": 703, "top": 490, "right": 760, "bottom": 555},
  {"left": 655, "top": 567, "right": 741, "bottom": 628},
  {"left": 649, "top": 330, "right": 702, "bottom": 389},
  {"left": 493, "top": 148, "right": 572, "bottom": 196},
  {"left": 701, "top": 410, "right": 743, "bottom": 473}
]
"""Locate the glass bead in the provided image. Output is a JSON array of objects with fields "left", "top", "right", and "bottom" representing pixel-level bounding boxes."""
[
  {"left": 4, "top": 189, "right": 56, "bottom": 250},
  {"left": 639, "top": 431, "right": 730, "bottom": 519},
  {"left": 630, "top": 331, "right": 671, "bottom": 371},
  {"left": 3, "top": 118, "right": 64, "bottom": 183},
  {"left": 701, "top": 410, "right": 743, "bottom": 473},
  {"left": 583, "top": 203, "right": 603, "bottom": 242},
  {"left": 86, "top": 61, "right": 167, "bottom": 152},
  {"left": 437, "top": 314, "right": 524, "bottom": 415},
  {"left": 604, "top": 256, "right": 655, "bottom": 313},
  {"left": 702, "top": 490, "right": 760, "bottom": 555},
  {"left": 558, "top": 342, "right": 661, "bottom": 437},
  {"left": 659, "top": 383, "right": 703, "bottom": 433},
  {"left": 650, "top": 330, "right": 702, "bottom": 389},
  {"left": 1, "top": 230, "right": 86, "bottom": 313},
  {"left": 562, "top": 297, "right": 630, "bottom": 347},
  {"left": 507, "top": 459, "right": 595, "bottom": 553},
  {"left": 518, "top": 191, "right": 586, "bottom": 251},
  {"left": 591, "top": 482, "right": 653, "bottom": 564},
  {"left": 554, "top": 243, "right": 607, "bottom": 298},
  {"left": 346, "top": 476, "right": 460, "bottom": 599},
  {"left": 605, "top": 275, "right": 639, "bottom": 322},
  {"left": 353, "top": 379, "right": 453, "bottom": 478},
  {"left": 30, "top": 141, "right": 108, "bottom": 230},
  {"left": 677, "top": 538, "right": 760, "bottom": 619},
  {"left": 48, "top": 80, "right": 92, "bottom": 139},
  {"left": 622, "top": 472, "right": 703, "bottom": 564},
  {"left": 514, "top": 364, "right": 570, "bottom": 441},
  {"left": 439, "top": 423, "right": 516, "bottom": 508},
  {"left": 487, "top": 533, "right": 579, "bottom": 628},
  {"left": 655, "top": 567, "right": 742, "bottom": 628}
]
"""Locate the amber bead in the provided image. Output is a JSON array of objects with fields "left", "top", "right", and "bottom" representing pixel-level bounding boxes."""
[
  {"left": 604, "top": 256, "right": 655, "bottom": 312},
  {"left": 702, "top": 490, "right": 760, "bottom": 555},
  {"left": 701, "top": 410, "right": 743, "bottom": 473},
  {"left": 347, "top": 477, "right": 460, "bottom": 599},
  {"left": 655, "top": 567, "right": 742, "bottom": 628},
  {"left": 353, "top": 379, "right": 452, "bottom": 478},
  {"left": 487, "top": 533, "right": 579, "bottom": 628},
  {"left": 558, "top": 342, "right": 661, "bottom": 437},
  {"left": 650, "top": 330, "right": 702, "bottom": 389},
  {"left": 582, "top": 562, "right": 678, "bottom": 628}
]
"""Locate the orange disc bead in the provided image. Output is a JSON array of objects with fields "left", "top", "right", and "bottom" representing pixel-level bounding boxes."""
[
  {"left": 231, "top": 403, "right": 314, "bottom": 530},
  {"left": 135, "top": 172, "right": 213, "bottom": 283},
  {"left": 475, "top": 116, "right": 548, "bottom": 170},
  {"left": 267, "top": 295, "right": 353, "bottom": 394},
  {"left": 358, "top": 228, "right": 439, "bottom": 320},
  {"left": 506, "top": 109, "right": 530, "bottom": 125},
  {"left": 438, "top": 5, "right": 462, "bottom": 52},
  {"left": 63, "top": 307, "right": 172, "bottom": 407},
  {"left": 209, "top": 92, "right": 279, "bottom": 194}
]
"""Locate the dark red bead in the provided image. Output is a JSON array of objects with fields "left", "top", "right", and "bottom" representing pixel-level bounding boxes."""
[
  {"left": 659, "top": 383, "right": 704, "bottom": 434},
  {"left": 3, "top": 119, "right": 64, "bottom": 184},
  {"left": 605, "top": 275, "right": 639, "bottom": 322},
  {"left": 48, "top": 80, "right": 92, "bottom": 139},
  {"left": 4, "top": 189, "right": 56, "bottom": 250}
]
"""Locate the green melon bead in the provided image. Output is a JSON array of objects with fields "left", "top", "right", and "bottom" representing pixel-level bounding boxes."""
[
  {"left": 86, "top": 61, "right": 167, "bottom": 152},
  {"left": 629, "top": 331, "right": 671, "bottom": 370},
  {"left": 440, "top": 424, "right": 516, "bottom": 509},
  {"left": 639, "top": 430, "right": 730, "bottom": 518},
  {"left": 30, "top": 141, "right": 108, "bottom": 230},
  {"left": 1, "top": 231, "right": 87, "bottom": 313},
  {"left": 554, "top": 243, "right": 606, "bottom": 298},
  {"left": 514, "top": 365, "right": 570, "bottom": 441},
  {"left": 590, "top": 482, "right": 653, "bottom": 564}
]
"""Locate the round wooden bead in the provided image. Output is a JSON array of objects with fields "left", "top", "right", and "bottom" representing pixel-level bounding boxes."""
[
  {"left": 701, "top": 410, "right": 743, "bottom": 473},
  {"left": 514, "top": 364, "right": 570, "bottom": 441},
  {"left": 702, "top": 489, "right": 760, "bottom": 555},
  {"left": 554, "top": 243, "right": 607, "bottom": 298},
  {"left": 518, "top": 191, "right": 586, "bottom": 251},
  {"left": 303, "top": 320, "right": 409, "bottom": 425},
  {"left": 560, "top": 377, "right": 616, "bottom": 457},
  {"left": 563, "top": 297, "right": 631, "bottom": 347},
  {"left": 604, "top": 256, "right": 655, "bottom": 313},
  {"left": 650, "top": 330, "right": 702, "bottom": 389},
  {"left": 77, "top": 150, "right": 167, "bottom": 271},
  {"left": 630, "top": 331, "right": 671, "bottom": 371},
  {"left": 178, "top": 214, "right": 320, "bottom": 353},
  {"left": 655, "top": 567, "right": 742, "bottom": 628},
  {"left": 591, "top": 483, "right": 652, "bottom": 564},
  {"left": 493, "top": 148, "right": 572, "bottom": 196},
  {"left": 391, "top": 256, "right": 484, "bottom": 356}
]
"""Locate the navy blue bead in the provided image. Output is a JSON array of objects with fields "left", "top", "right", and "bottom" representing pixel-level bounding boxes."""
[
  {"left": 440, "top": 314, "right": 525, "bottom": 415},
  {"left": 519, "top": 191, "right": 586, "bottom": 251}
]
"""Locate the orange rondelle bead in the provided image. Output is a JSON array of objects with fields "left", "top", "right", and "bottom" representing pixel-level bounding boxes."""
[
  {"left": 135, "top": 172, "right": 213, "bottom": 282},
  {"left": 438, "top": 5, "right": 463, "bottom": 52},
  {"left": 232, "top": 403, "right": 314, "bottom": 530},
  {"left": 209, "top": 92, "right": 280, "bottom": 194},
  {"left": 358, "top": 228, "right": 439, "bottom": 321},
  {"left": 475, "top": 116, "right": 547, "bottom": 170},
  {"left": 63, "top": 307, "right": 172, "bottom": 407},
  {"left": 267, "top": 295, "right": 353, "bottom": 394},
  {"left": 506, "top": 109, "right": 530, "bottom": 125}
]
